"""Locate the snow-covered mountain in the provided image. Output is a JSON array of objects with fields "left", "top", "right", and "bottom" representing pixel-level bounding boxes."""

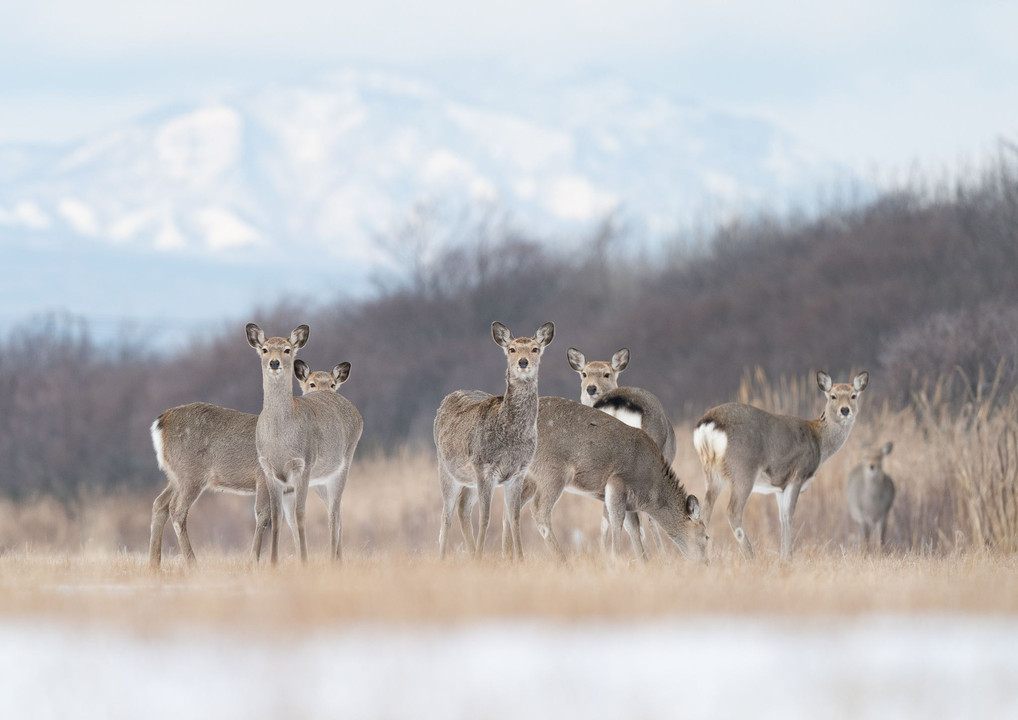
[
  {"left": 0, "top": 65, "right": 850, "bottom": 345},
  {"left": 0, "top": 67, "right": 846, "bottom": 259}
]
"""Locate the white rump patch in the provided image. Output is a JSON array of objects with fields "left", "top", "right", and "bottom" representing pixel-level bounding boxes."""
[
  {"left": 602, "top": 406, "right": 643, "bottom": 430},
  {"left": 150, "top": 420, "right": 167, "bottom": 471},
  {"left": 692, "top": 422, "right": 728, "bottom": 462}
]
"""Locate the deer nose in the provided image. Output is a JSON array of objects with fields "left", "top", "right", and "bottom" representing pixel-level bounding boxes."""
[
  {"left": 586, "top": 385, "right": 597, "bottom": 396},
  {"left": 518, "top": 358, "right": 529, "bottom": 369},
  {"left": 270, "top": 359, "right": 280, "bottom": 370},
  {"left": 840, "top": 406, "right": 850, "bottom": 417}
]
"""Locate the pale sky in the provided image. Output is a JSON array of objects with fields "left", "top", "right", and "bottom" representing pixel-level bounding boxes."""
[{"left": 1, "top": 1, "right": 1016, "bottom": 178}]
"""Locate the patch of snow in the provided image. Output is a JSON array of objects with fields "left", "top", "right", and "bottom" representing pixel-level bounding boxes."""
[{"left": 1, "top": 616, "right": 1016, "bottom": 719}]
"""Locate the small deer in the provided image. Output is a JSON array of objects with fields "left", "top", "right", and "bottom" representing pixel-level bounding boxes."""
[
  {"left": 434, "top": 321, "right": 554, "bottom": 560},
  {"left": 148, "top": 360, "right": 350, "bottom": 568},
  {"left": 294, "top": 359, "right": 350, "bottom": 395},
  {"left": 567, "top": 346, "right": 677, "bottom": 555},
  {"left": 246, "top": 323, "right": 363, "bottom": 563},
  {"left": 492, "top": 397, "right": 706, "bottom": 562},
  {"left": 693, "top": 370, "right": 869, "bottom": 559},
  {"left": 845, "top": 441, "right": 895, "bottom": 552}
]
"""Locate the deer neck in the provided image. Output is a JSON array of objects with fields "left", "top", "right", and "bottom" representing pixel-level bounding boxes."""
[
  {"left": 810, "top": 411, "right": 854, "bottom": 465},
  {"left": 261, "top": 370, "right": 296, "bottom": 420},
  {"left": 501, "top": 370, "right": 539, "bottom": 426}
]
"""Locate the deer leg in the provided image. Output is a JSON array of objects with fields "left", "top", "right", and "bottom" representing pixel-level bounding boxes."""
[
  {"left": 438, "top": 464, "right": 459, "bottom": 560},
  {"left": 325, "top": 465, "right": 350, "bottom": 563},
  {"left": 168, "top": 482, "right": 203, "bottom": 566},
  {"left": 259, "top": 458, "right": 283, "bottom": 565},
  {"left": 701, "top": 468, "right": 724, "bottom": 527},
  {"left": 503, "top": 477, "right": 525, "bottom": 562},
  {"left": 623, "top": 511, "right": 648, "bottom": 560},
  {"left": 776, "top": 483, "right": 802, "bottom": 560},
  {"left": 604, "top": 479, "right": 627, "bottom": 559},
  {"left": 149, "top": 485, "right": 173, "bottom": 569},
  {"left": 457, "top": 486, "right": 477, "bottom": 555},
  {"left": 727, "top": 485, "right": 754, "bottom": 559},
  {"left": 250, "top": 477, "right": 270, "bottom": 564},
  {"left": 531, "top": 486, "right": 566, "bottom": 561},
  {"left": 473, "top": 470, "right": 494, "bottom": 560}
]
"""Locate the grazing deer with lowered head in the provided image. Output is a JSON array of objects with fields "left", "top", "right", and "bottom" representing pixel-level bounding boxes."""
[
  {"left": 693, "top": 370, "right": 869, "bottom": 559},
  {"left": 566, "top": 346, "right": 677, "bottom": 555},
  {"left": 148, "top": 359, "right": 350, "bottom": 568},
  {"left": 846, "top": 441, "right": 895, "bottom": 552},
  {"left": 246, "top": 323, "right": 363, "bottom": 563},
  {"left": 490, "top": 397, "right": 706, "bottom": 562},
  {"left": 434, "top": 321, "right": 554, "bottom": 560}
]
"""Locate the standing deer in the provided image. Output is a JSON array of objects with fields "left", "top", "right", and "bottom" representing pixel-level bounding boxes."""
[
  {"left": 434, "top": 321, "right": 554, "bottom": 560},
  {"left": 566, "top": 347, "right": 676, "bottom": 460},
  {"left": 491, "top": 397, "right": 706, "bottom": 562},
  {"left": 148, "top": 360, "right": 350, "bottom": 568},
  {"left": 693, "top": 370, "right": 869, "bottom": 559},
  {"left": 246, "top": 324, "right": 363, "bottom": 563},
  {"left": 845, "top": 441, "right": 895, "bottom": 552},
  {"left": 566, "top": 347, "right": 677, "bottom": 555}
]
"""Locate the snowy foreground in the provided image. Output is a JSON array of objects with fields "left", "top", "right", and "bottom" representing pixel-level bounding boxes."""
[{"left": 3, "top": 616, "right": 1017, "bottom": 719}]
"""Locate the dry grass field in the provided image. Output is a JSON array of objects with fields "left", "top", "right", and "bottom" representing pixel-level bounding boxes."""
[
  {"left": 1, "top": 371, "right": 1017, "bottom": 627},
  {"left": 2, "top": 374, "right": 1018, "bottom": 718}
]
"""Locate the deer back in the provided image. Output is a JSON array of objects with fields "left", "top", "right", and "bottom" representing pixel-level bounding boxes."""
[
  {"left": 698, "top": 402, "right": 823, "bottom": 487},
  {"left": 594, "top": 386, "right": 676, "bottom": 462},
  {"left": 154, "top": 403, "right": 260, "bottom": 494}
]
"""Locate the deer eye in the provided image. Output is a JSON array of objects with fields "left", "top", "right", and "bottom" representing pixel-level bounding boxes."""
[
  {"left": 284, "top": 348, "right": 291, "bottom": 354},
  {"left": 330, "top": 384, "right": 336, "bottom": 389},
  {"left": 604, "top": 373, "right": 610, "bottom": 378},
  {"left": 261, "top": 348, "right": 268, "bottom": 354},
  {"left": 509, "top": 348, "right": 516, "bottom": 353},
  {"left": 581, "top": 372, "right": 587, "bottom": 378},
  {"left": 532, "top": 347, "right": 539, "bottom": 353},
  {"left": 851, "top": 394, "right": 857, "bottom": 400},
  {"left": 830, "top": 394, "right": 836, "bottom": 400},
  {"left": 309, "top": 383, "right": 316, "bottom": 388}
]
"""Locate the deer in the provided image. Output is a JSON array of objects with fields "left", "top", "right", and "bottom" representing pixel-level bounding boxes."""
[
  {"left": 148, "top": 359, "right": 350, "bottom": 568},
  {"left": 246, "top": 323, "right": 363, "bottom": 564},
  {"left": 434, "top": 321, "right": 554, "bottom": 560},
  {"left": 566, "top": 347, "right": 676, "bottom": 556},
  {"left": 295, "top": 359, "right": 350, "bottom": 395},
  {"left": 693, "top": 370, "right": 869, "bottom": 559},
  {"left": 479, "top": 397, "right": 706, "bottom": 562},
  {"left": 845, "top": 441, "right": 895, "bottom": 552}
]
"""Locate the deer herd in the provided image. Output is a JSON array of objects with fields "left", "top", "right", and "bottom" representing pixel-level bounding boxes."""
[{"left": 150, "top": 321, "right": 891, "bottom": 568}]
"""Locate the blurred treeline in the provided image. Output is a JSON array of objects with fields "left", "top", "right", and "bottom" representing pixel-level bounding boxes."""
[{"left": 1, "top": 151, "right": 1017, "bottom": 502}]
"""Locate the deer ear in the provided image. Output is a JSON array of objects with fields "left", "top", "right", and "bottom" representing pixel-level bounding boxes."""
[
  {"left": 816, "top": 371, "right": 833, "bottom": 392},
  {"left": 611, "top": 348, "right": 630, "bottom": 373},
  {"left": 246, "top": 323, "right": 265, "bottom": 348},
  {"left": 566, "top": 348, "right": 586, "bottom": 372},
  {"left": 290, "top": 325, "right": 310, "bottom": 349},
  {"left": 853, "top": 371, "right": 869, "bottom": 392},
  {"left": 293, "top": 359, "right": 309, "bottom": 382},
  {"left": 686, "top": 495, "right": 701, "bottom": 521},
  {"left": 334, "top": 362, "right": 351, "bottom": 384},
  {"left": 491, "top": 321, "right": 513, "bottom": 348},
  {"left": 882, "top": 441, "right": 893, "bottom": 456},
  {"left": 534, "top": 321, "right": 555, "bottom": 347}
]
